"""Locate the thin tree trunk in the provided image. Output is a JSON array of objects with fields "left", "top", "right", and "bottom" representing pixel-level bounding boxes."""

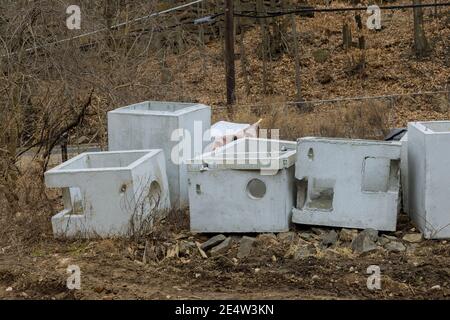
[
  {"left": 413, "top": 0, "right": 431, "bottom": 58},
  {"left": 291, "top": 14, "right": 302, "bottom": 103}
]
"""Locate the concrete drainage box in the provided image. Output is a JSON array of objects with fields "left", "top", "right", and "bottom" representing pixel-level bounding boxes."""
[
  {"left": 45, "top": 150, "right": 170, "bottom": 238},
  {"left": 107, "top": 101, "right": 211, "bottom": 209},
  {"left": 187, "top": 138, "right": 297, "bottom": 233},
  {"left": 292, "top": 137, "right": 401, "bottom": 231},
  {"left": 408, "top": 121, "right": 450, "bottom": 239}
]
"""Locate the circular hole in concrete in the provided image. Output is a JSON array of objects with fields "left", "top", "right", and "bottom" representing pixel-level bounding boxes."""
[{"left": 246, "top": 178, "right": 266, "bottom": 199}]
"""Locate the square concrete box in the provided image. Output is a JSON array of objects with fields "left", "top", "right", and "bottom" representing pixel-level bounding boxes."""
[
  {"left": 108, "top": 101, "right": 211, "bottom": 209},
  {"left": 45, "top": 150, "right": 170, "bottom": 238},
  {"left": 187, "top": 138, "right": 297, "bottom": 233},
  {"left": 407, "top": 121, "right": 450, "bottom": 239},
  {"left": 292, "top": 137, "right": 401, "bottom": 231}
]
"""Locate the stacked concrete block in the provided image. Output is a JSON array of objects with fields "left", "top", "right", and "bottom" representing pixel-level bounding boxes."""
[
  {"left": 407, "top": 121, "right": 450, "bottom": 239},
  {"left": 292, "top": 137, "right": 401, "bottom": 231},
  {"left": 187, "top": 138, "right": 297, "bottom": 233},
  {"left": 45, "top": 150, "right": 170, "bottom": 238},
  {"left": 108, "top": 101, "right": 211, "bottom": 209}
]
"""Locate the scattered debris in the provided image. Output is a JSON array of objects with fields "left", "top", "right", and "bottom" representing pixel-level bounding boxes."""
[
  {"left": 385, "top": 241, "right": 406, "bottom": 252},
  {"left": 294, "top": 244, "right": 317, "bottom": 260},
  {"left": 322, "top": 230, "right": 338, "bottom": 246},
  {"left": 200, "top": 234, "right": 226, "bottom": 251},
  {"left": 339, "top": 228, "right": 357, "bottom": 242},
  {"left": 277, "top": 232, "right": 296, "bottom": 243},
  {"left": 351, "top": 229, "right": 379, "bottom": 254},
  {"left": 210, "top": 237, "right": 232, "bottom": 256},
  {"left": 195, "top": 242, "right": 208, "bottom": 259},
  {"left": 237, "top": 236, "right": 256, "bottom": 259},
  {"left": 402, "top": 233, "right": 423, "bottom": 243}
]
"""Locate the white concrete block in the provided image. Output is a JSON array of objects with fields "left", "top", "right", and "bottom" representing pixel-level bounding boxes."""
[
  {"left": 407, "top": 121, "right": 450, "bottom": 239},
  {"left": 292, "top": 137, "right": 401, "bottom": 231},
  {"left": 187, "top": 138, "right": 297, "bottom": 233},
  {"left": 45, "top": 150, "right": 170, "bottom": 238},
  {"left": 108, "top": 101, "right": 211, "bottom": 209}
]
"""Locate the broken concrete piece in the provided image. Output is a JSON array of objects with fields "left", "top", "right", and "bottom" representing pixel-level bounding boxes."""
[
  {"left": 407, "top": 121, "right": 450, "bottom": 239},
  {"left": 351, "top": 230, "right": 379, "bottom": 254},
  {"left": 200, "top": 234, "right": 226, "bottom": 251},
  {"left": 292, "top": 137, "right": 401, "bottom": 231},
  {"left": 108, "top": 101, "right": 211, "bottom": 209},
  {"left": 44, "top": 150, "right": 170, "bottom": 238},
  {"left": 210, "top": 237, "right": 232, "bottom": 256},
  {"left": 237, "top": 236, "right": 256, "bottom": 259},
  {"left": 322, "top": 230, "right": 338, "bottom": 246},
  {"left": 402, "top": 233, "right": 423, "bottom": 243},
  {"left": 188, "top": 138, "right": 297, "bottom": 233},
  {"left": 385, "top": 241, "right": 406, "bottom": 252}
]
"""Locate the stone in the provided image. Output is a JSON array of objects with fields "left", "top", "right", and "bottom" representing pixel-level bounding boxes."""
[
  {"left": 339, "top": 228, "right": 357, "bottom": 242},
  {"left": 237, "top": 236, "right": 256, "bottom": 259},
  {"left": 385, "top": 241, "right": 406, "bottom": 252},
  {"left": 277, "top": 232, "right": 296, "bottom": 243},
  {"left": 361, "top": 229, "right": 379, "bottom": 242},
  {"left": 377, "top": 237, "right": 390, "bottom": 246},
  {"left": 402, "top": 233, "right": 423, "bottom": 243},
  {"left": 299, "top": 232, "right": 315, "bottom": 240},
  {"left": 210, "top": 237, "right": 232, "bottom": 256},
  {"left": 200, "top": 234, "right": 226, "bottom": 251},
  {"left": 179, "top": 241, "right": 196, "bottom": 256},
  {"left": 351, "top": 232, "right": 378, "bottom": 254},
  {"left": 322, "top": 230, "right": 338, "bottom": 246},
  {"left": 294, "top": 244, "right": 317, "bottom": 260}
]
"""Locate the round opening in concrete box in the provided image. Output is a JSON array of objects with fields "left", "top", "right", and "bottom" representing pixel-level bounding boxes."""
[
  {"left": 246, "top": 178, "right": 266, "bottom": 199},
  {"left": 148, "top": 180, "right": 162, "bottom": 211}
]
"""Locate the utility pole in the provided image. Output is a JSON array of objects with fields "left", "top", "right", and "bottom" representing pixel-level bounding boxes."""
[{"left": 224, "top": 0, "right": 236, "bottom": 105}]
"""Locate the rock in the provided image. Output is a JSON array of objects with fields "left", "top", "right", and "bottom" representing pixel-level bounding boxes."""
[
  {"left": 383, "top": 235, "right": 398, "bottom": 241},
  {"left": 322, "top": 230, "right": 338, "bottom": 246},
  {"left": 294, "top": 244, "right": 317, "bottom": 260},
  {"left": 299, "top": 232, "right": 315, "bottom": 240},
  {"left": 200, "top": 234, "right": 226, "bottom": 251},
  {"left": 385, "top": 241, "right": 406, "bottom": 252},
  {"left": 339, "top": 228, "right": 357, "bottom": 242},
  {"left": 237, "top": 236, "right": 256, "bottom": 259},
  {"left": 210, "top": 237, "right": 232, "bottom": 256},
  {"left": 402, "top": 233, "right": 423, "bottom": 243},
  {"left": 361, "top": 229, "right": 379, "bottom": 242},
  {"left": 351, "top": 231, "right": 378, "bottom": 254},
  {"left": 311, "top": 227, "right": 325, "bottom": 235},
  {"left": 377, "top": 237, "right": 390, "bottom": 246},
  {"left": 277, "top": 232, "right": 296, "bottom": 243},
  {"left": 257, "top": 233, "right": 279, "bottom": 245},
  {"left": 179, "top": 241, "right": 196, "bottom": 256}
]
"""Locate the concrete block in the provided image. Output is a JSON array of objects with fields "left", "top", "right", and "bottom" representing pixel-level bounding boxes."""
[
  {"left": 45, "top": 150, "right": 170, "bottom": 238},
  {"left": 187, "top": 138, "right": 297, "bottom": 233},
  {"left": 108, "top": 101, "right": 211, "bottom": 209},
  {"left": 407, "top": 121, "right": 450, "bottom": 239},
  {"left": 292, "top": 137, "right": 401, "bottom": 231}
]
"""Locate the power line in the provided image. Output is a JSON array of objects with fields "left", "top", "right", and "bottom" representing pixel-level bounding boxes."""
[
  {"left": 235, "top": 2, "right": 450, "bottom": 18},
  {"left": 1, "top": 0, "right": 205, "bottom": 58}
]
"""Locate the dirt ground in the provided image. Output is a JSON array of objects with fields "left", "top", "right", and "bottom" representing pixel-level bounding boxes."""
[{"left": 0, "top": 212, "right": 449, "bottom": 300}]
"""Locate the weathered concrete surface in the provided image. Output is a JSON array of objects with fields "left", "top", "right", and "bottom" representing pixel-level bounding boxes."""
[
  {"left": 292, "top": 137, "right": 401, "bottom": 231},
  {"left": 187, "top": 138, "right": 297, "bottom": 233},
  {"left": 108, "top": 101, "right": 211, "bottom": 209},
  {"left": 400, "top": 133, "right": 409, "bottom": 213},
  {"left": 45, "top": 150, "right": 170, "bottom": 238},
  {"left": 407, "top": 121, "right": 450, "bottom": 239}
]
